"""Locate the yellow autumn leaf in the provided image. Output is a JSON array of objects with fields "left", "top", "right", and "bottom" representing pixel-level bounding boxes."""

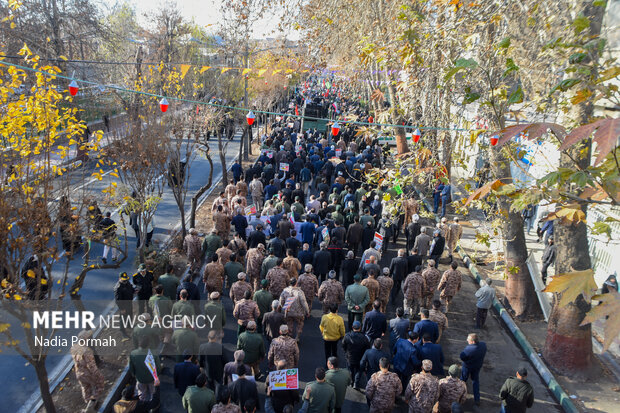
[
  {"left": 581, "top": 290, "right": 620, "bottom": 352},
  {"left": 0, "top": 323, "right": 9, "bottom": 333},
  {"left": 13, "top": 294, "right": 22, "bottom": 300},
  {"left": 543, "top": 269, "right": 598, "bottom": 307},
  {"left": 383, "top": 193, "right": 391, "bottom": 201}
]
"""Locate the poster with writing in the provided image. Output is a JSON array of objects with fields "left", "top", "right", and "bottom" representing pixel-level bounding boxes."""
[
  {"left": 144, "top": 349, "right": 159, "bottom": 381},
  {"left": 268, "top": 368, "right": 299, "bottom": 390},
  {"left": 245, "top": 205, "right": 257, "bottom": 215},
  {"left": 321, "top": 227, "right": 330, "bottom": 242},
  {"left": 335, "top": 149, "right": 342, "bottom": 157},
  {"left": 280, "top": 163, "right": 289, "bottom": 172},
  {"left": 282, "top": 296, "right": 296, "bottom": 311},
  {"left": 267, "top": 151, "right": 274, "bottom": 159},
  {"left": 373, "top": 232, "right": 383, "bottom": 249}
]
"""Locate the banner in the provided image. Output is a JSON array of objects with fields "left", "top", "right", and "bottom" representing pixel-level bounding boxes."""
[
  {"left": 321, "top": 226, "right": 330, "bottom": 242},
  {"left": 373, "top": 232, "right": 383, "bottom": 250},
  {"left": 280, "top": 163, "right": 289, "bottom": 172},
  {"left": 144, "top": 349, "right": 159, "bottom": 381},
  {"left": 245, "top": 205, "right": 257, "bottom": 215},
  {"left": 282, "top": 296, "right": 296, "bottom": 311},
  {"left": 268, "top": 368, "right": 299, "bottom": 390},
  {"left": 335, "top": 149, "right": 342, "bottom": 157}
]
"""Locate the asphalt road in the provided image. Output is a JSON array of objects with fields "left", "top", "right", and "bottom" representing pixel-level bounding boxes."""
[{"left": 1, "top": 129, "right": 241, "bottom": 413}]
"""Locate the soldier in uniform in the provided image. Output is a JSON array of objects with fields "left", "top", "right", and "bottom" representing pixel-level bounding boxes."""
[
  {"left": 439, "top": 217, "right": 450, "bottom": 238},
  {"left": 266, "top": 258, "right": 289, "bottom": 298},
  {"left": 202, "top": 230, "right": 223, "bottom": 263},
  {"left": 282, "top": 248, "right": 302, "bottom": 279},
  {"left": 437, "top": 261, "right": 462, "bottom": 312},
  {"left": 404, "top": 198, "right": 420, "bottom": 226},
  {"left": 225, "top": 179, "right": 237, "bottom": 206},
  {"left": 361, "top": 269, "right": 380, "bottom": 313},
  {"left": 213, "top": 205, "right": 231, "bottom": 240},
  {"left": 377, "top": 268, "right": 394, "bottom": 313},
  {"left": 422, "top": 260, "right": 441, "bottom": 309},
  {"left": 429, "top": 300, "right": 449, "bottom": 343},
  {"left": 280, "top": 277, "right": 310, "bottom": 341},
  {"left": 212, "top": 191, "right": 230, "bottom": 215},
  {"left": 203, "top": 254, "right": 225, "bottom": 296},
  {"left": 114, "top": 272, "right": 135, "bottom": 338},
  {"left": 318, "top": 270, "right": 344, "bottom": 313},
  {"left": 232, "top": 290, "right": 260, "bottom": 337},
  {"left": 345, "top": 275, "right": 370, "bottom": 331},
  {"left": 211, "top": 387, "right": 241, "bottom": 413},
  {"left": 365, "top": 357, "right": 403, "bottom": 413},
  {"left": 253, "top": 279, "right": 273, "bottom": 332},
  {"left": 405, "top": 359, "right": 440, "bottom": 413},
  {"left": 205, "top": 292, "right": 226, "bottom": 339},
  {"left": 236, "top": 177, "right": 248, "bottom": 198},
  {"left": 267, "top": 324, "right": 299, "bottom": 369},
  {"left": 403, "top": 266, "right": 424, "bottom": 319},
  {"left": 230, "top": 272, "right": 253, "bottom": 305},
  {"left": 297, "top": 264, "right": 320, "bottom": 310},
  {"left": 71, "top": 329, "right": 105, "bottom": 411},
  {"left": 434, "top": 364, "right": 467, "bottom": 413},
  {"left": 445, "top": 217, "right": 463, "bottom": 262},
  {"left": 246, "top": 243, "right": 266, "bottom": 291},
  {"left": 216, "top": 240, "right": 233, "bottom": 267},
  {"left": 230, "top": 189, "right": 247, "bottom": 213},
  {"left": 183, "top": 228, "right": 203, "bottom": 275},
  {"left": 249, "top": 175, "right": 264, "bottom": 210}
]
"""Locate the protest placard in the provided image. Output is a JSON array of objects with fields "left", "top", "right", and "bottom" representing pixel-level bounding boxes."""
[
  {"left": 280, "top": 163, "right": 289, "bottom": 172},
  {"left": 245, "top": 204, "right": 257, "bottom": 215},
  {"left": 144, "top": 349, "right": 159, "bottom": 381},
  {"left": 335, "top": 149, "right": 342, "bottom": 157},
  {"left": 373, "top": 232, "right": 383, "bottom": 249},
  {"left": 268, "top": 368, "right": 299, "bottom": 390}
]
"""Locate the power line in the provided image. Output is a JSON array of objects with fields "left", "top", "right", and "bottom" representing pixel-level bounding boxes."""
[{"left": 0, "top": 59, "right": 472, "bottom": 132}]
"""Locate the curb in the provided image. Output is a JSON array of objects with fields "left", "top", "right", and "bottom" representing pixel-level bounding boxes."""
[
  {"left": 413, "top": 190, "right": 579, "bottom": 413},
  {"left": 97, "top": 364, "right": 131, "bottom": 413}
]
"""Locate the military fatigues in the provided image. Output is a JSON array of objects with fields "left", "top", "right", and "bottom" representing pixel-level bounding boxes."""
[
  {"left": 282, "top": 256, "right": 302, "bottom": 279},
  {"left": 318, "top": 279, "right": 344, "bottom": 313},
  {"left": 203, "top": 262, "right": 225, "bottom": 295},
  {"left": 429, "top": 309, "right": 448, "bottom": 343},
  {"left": 266, "top": 267, "right": 289, "bottom": 298},
  {"left": 404, "top": 199, "right": 420, "bottom": 225},
  {"left": 297, "top": 273, "right": 319, "bottom": 309},
  {"left": 212, "top": 211, "right": 231, "bottom": 239},
  {"left": 445, "top": 223, "right": 463, "bottom": 258},
  {"left": 246, "top": 248, "right": 265, "bottom": 290},
  {"left": 361, "top": 277, "right": 380, "bottom": 312},
  {"left": 280, "top": 286, "right": 310, "bottom": 340},
  {"left": 267, "top": 335, "right": 299, "bottom": 369},
  {"left": 211, "top": 402, "right": 242, "bottom": 413},
  {"left": 437, "top": 269, "right": 461, "bottom": 311},
  {"left": 434, "top": 376, "right": 467, "bottom": 413},
  {"left": 232, "top": 298, "right": 260, "bottom": 334},
  {"left": 403, "top": 272, "right": 423, "bottom": 318},
  {"left": 377, "top": 275, "right": 394, "bottom": 313},
  {"left": 421, "top": 267, "right": 441, "bottom": 309},
  {"left": 212, "top": 196, "right": 230, "bottom": 215},
  {"left": 183, "top": 234, "right": 203, "bottom": 274},
  {"left": 405, "top": 373, "right": 440, "bottom": 413},
  {"left": 225, "top": 183, "right": 237, "bottom": 205},
  {"left": 229, "top": 280, "right": 253, "bottom": 305},
  {"left": 70, "top": 344, "right": 105, "bottom": 403},
  {"left": 216, "top": 246, "right": 233, "bottom": 267},
  {"left": 366, "top": 370, "right": 403, "bottom": 413},
  {"left": 236, "top": 181, "right": 248, "bottom": 198}
]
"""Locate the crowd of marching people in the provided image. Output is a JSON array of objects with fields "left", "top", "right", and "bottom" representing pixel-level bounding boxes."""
[{"left": 102, "top": 86, "right": 536, "bottom": 413}]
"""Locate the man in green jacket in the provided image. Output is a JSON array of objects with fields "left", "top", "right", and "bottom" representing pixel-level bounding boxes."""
[
  {"left": 253, "top": 279, "right": 274, "bottom": 333},
  {"left": 325, "top": 357, "right": 351, "bottom": 413},
  {"left": 204, "top": 291, "right": 226, "bottom": 338},
  {"left": 149, "top": 285, "right": 172, "bottom": 317},
  {"left": 500, "top": 367, "right": 534, "bottom": 413},
  {"left": 224, "top": 253, "right": 244, "bottom": 289},
  {"left": 236, "top": 321, "right": 265, "bottom": 379},
  {"left": 303, "top": 367, "right": 336, "bottom": 413},
  {"left": 202, "top": 230, "right": 222, "bottom": 262},
  {"left": 261, "top": 249, "right": 279, "bottom": 278},
  {"left": 172, "top": 325, "right": 199, "bottom": 362},
  {"left": 182, "top": 373, "right": 215, "bottom": 413},
  {"left": 157, "top": 264, "right": 179, "bottom": 300},
  {"left": 129, "top": 336, "right": 161, "bottom": 402},
  {"left": 172, "top": 290, "right": 195, "bottom": 318},
  {"left": 132, "top": 313, "right": 161, "bottom": 351},
  {"left": 345, "top": 274, "right": 370, "bottom": 331}
]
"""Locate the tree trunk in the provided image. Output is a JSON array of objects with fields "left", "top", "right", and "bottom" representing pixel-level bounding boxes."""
[
  {"left": 384, "top": 71, "right": 408, "bottom": 155},
  {"left": 34, "top": 358, "right": 56, "bottom": 413},
  {"left": 543, "top": 0, "right": 604, "bottom": 376},
  {"left": 218, "top": 133, "right": 228, "bottom": 191},
  {"left": 189, "top": 153, "right": 214, "bottom": 229},
  {"left": 489, "top": 118, "right": 541, "bottom": 318}
]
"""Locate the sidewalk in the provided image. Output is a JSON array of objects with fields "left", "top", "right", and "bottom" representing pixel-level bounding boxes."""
[{"left": 456, "top": 209, "right": 620, "bottom": 412}]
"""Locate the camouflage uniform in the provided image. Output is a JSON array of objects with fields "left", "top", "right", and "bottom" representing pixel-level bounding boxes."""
[
  {"left": 183, "top": 233, "right": 202, "bottom": 273},
  {"left": 230, "top": 194, "right": 247, "bottom": 212},
  {"left": 212, "top": 196, "right": 230, "bottom": 215},
  {"left": 229, "top": 237, "right": 248, "bottom": 256},
  {"left": 70, "top": 343, "right": 105, "bottom": 403},
  {"left": 246, "top": 247, "right": 265, "bottom": 290},
  {"left": 404, "top": 199, "right": 420, "bottom": 225},
  {"left": 282, "top": 256, "right": 302, "bottom": 279},
  {"left": 405, "top": 373, "right": 440, "bottom": 413},
  {"left": 318, "top": 279, "right": 345, "bottom": 313},
  {"left": 225, "top": 183, "right": 237, "bottom": 205},
  {"left": 434, "top": 377, "right": 467, "bottom": 413},
  {"left": 266, "top": 267, "right": 289, "bottom": 298},
  {"left": 203, "top": 262, "right": 225, "bottom": 295},
  {"left": 229, "top": 280, "right": 253, "bottom": 305},
  {"left": 216, "top": 246, "right": 233, "bottom": 267},
  {"left": 365, "top": 370, "right": 403, "bottom": 413},
  {"left": 280, "top": 286, "right": 310, "bottom": 339},
  {"left": 232, "top": 298, "right": 260, "bottom": 327},
  {"left": 445, "top": 223, "right": 463, "bottom": 257},
  {"left": 213, "top": 211, "right": 231, "bottom": 239},
  {"left": 403, "top": 271, "right": 424, "bottom": 318},
  {"left": 236, "top": 181, "right": 248, "bottom": 198},
  {"left": 429, "top": 309, "right": 449, "bottom": 342},
  {"left": 377, "top": 275, "right": 394, "bottom": 313},
  {"left": 297, "top": 272, "right": 319, "bottom": 309},
  {"left": 361, "top": 276, "right": 380, "bottom": 312},
  {"left": 212, "top": 402, "right": 242, "bottom": 413},
  {"left": 421, "top": 267, "right": 441, "bottom": 309},
  {"left": 267, "top": 334, "right": 299, "bottom": 369},
  {"left": 437, "top": 269, "right": 462, "bottom": 311}
]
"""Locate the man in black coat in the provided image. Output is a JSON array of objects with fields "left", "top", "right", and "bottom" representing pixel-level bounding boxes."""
[
  {"left": 407, "top": 248, "right": 423, "bottom": 274},
  {"left": 360, "top": 338, "right": 389, "bottom": 381},
  {"left": 313, "top": 242, "right": 332, "bottom": 283},
  {"left": 228, "top": 364, "right": 259, "bottom": 412},
  {"left": 341, "top": 251, "right": 359, "bottom": 286},
  {"left": 362, "top": 300, "right": 387, "bottom": 341},
  {"left": 297, "top": 243, "right": 314, "bottom": 268},
  {"left": 405, "top": 218, "right": 421, "bottom": 251},
  {"left": 199, "top": 330, "right": 228, "bottom": 389},
  {"left": 247, "top": 224, "right": 267, "bottom": 249},
  {"left": 389, "top": 248, "right": 408, "bottom": 304},
  {"left": 428, "top": 230, "right": 445, "bottom": 268},
  {"left": 174, "top": 353, "right": 201, "bottom": 396},
  {"left": 114, "top": 272, "right": 135, "bottom": 338},
  {"left": 232, "top": 211, "right": 249, "bottom": 241},
  {"left": 541, "top": 237, "right": 556, "bottom": 284},
  {"left": 342, "top": 320, "right": 370, "bottom": 389},
  {"left": 132, "top": 264, "right": 154, "bottom": 315}
]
